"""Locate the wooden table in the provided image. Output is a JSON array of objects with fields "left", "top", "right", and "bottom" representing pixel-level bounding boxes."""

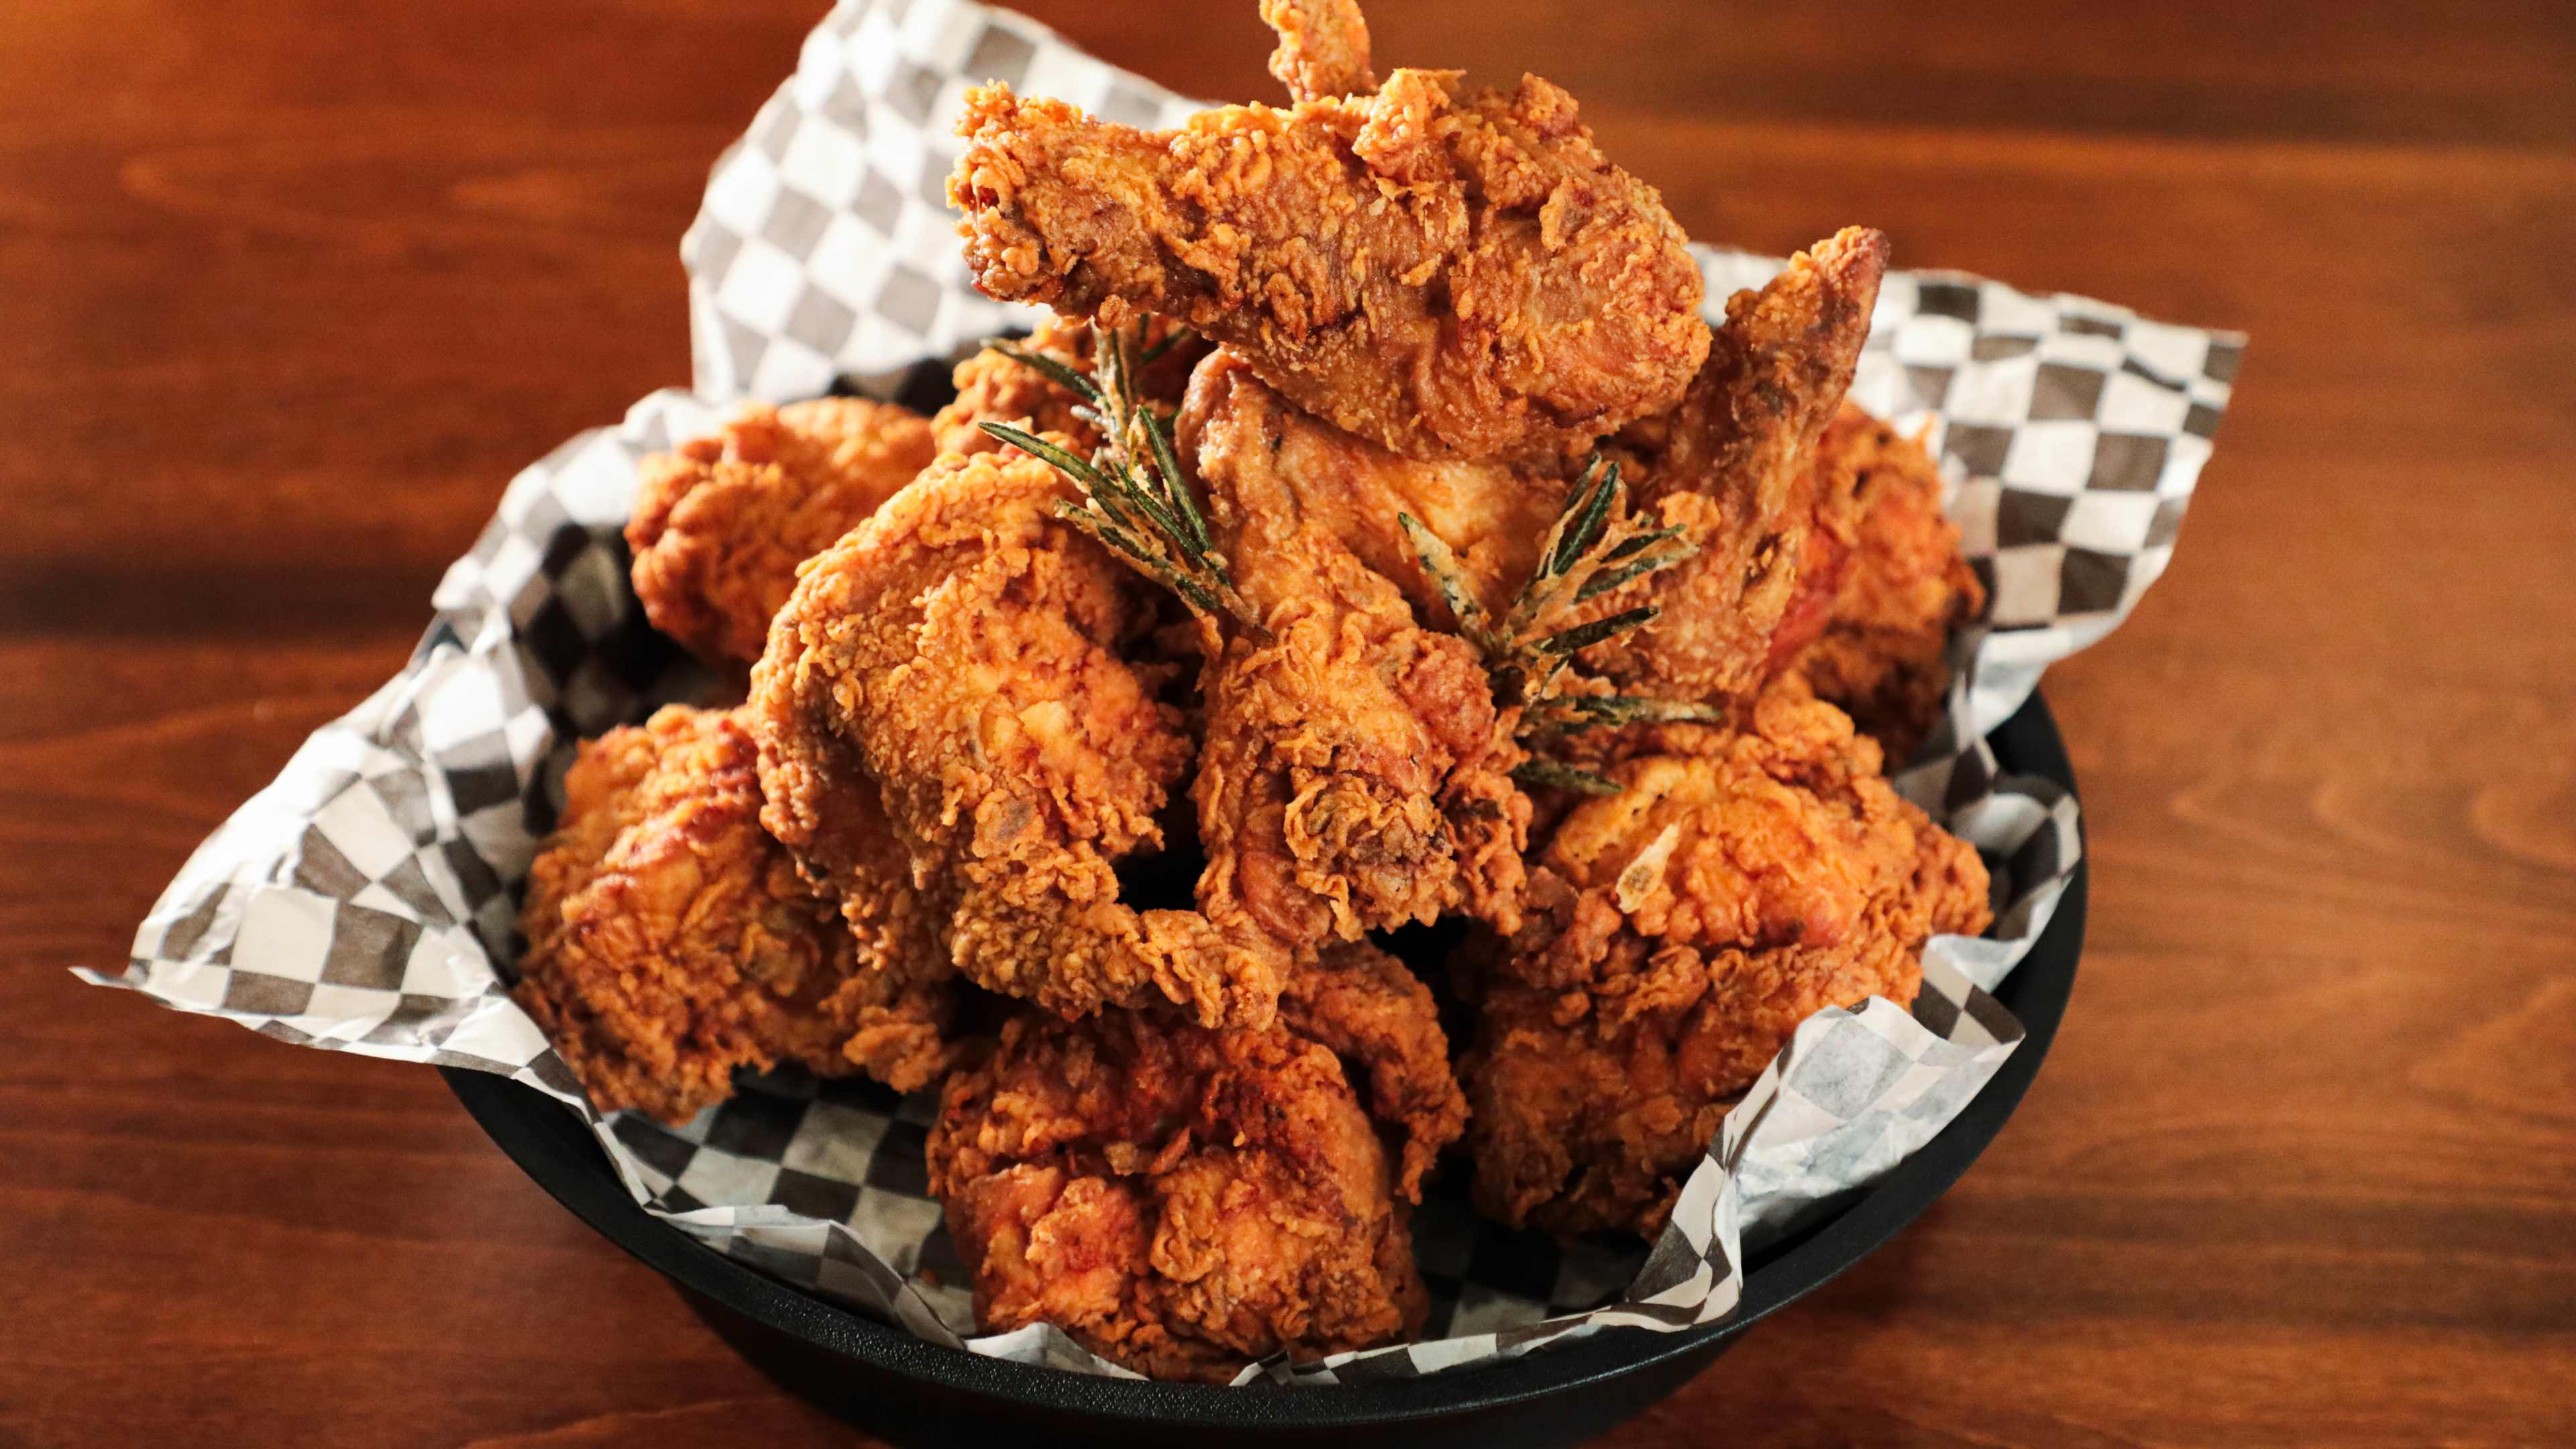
[{"left": 7, "top": 1, "right": 2573, "bottom": 1443}]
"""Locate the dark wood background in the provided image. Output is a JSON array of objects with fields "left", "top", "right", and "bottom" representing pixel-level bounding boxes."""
[{"left": 7, "top": 0, "right": 2573, "bottom": 1444}]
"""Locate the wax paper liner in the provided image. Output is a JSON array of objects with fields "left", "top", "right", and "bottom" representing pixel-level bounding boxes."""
[{"left": 83, "top": 0, "right": 2239, "bottom": 1387}]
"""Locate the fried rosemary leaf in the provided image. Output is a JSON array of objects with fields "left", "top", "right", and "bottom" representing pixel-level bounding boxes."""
[
  {"left": 1509, "top": 757, "right": 1622, "bottom": 796},
  {"left": 1402, "top": 453, "right": 1722, "bottom": 788},
  {"left": 974, "top": 324, "right": 1260, "bottom": 632}
]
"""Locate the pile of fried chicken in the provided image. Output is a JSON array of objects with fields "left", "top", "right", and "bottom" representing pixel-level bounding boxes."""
[{"left": 512, "top": 0, "right": 1990, "bottom": 1383}]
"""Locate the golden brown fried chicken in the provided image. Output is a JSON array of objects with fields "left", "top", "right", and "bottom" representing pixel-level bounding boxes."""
[
  {"left": 1187, "top": 350, "right": 1567, "bottom": 626},
  {"left": 1576, "top": 228, "right": 1889, "bottom": 711},
  {"left": 1179, "top": 351, "right": 1532, "bottom": 954},
  {"left": 1789, "top": 407, "right": 1986, "bottom": 761},
  {"left": 928, "top": 943, "right": 1458, "bottom": 1381},
  {"left": 1279, "top": 943, "right": 1468, "bottom": 1198},
  {"left": 931, "top": 311, "right": 1208, "bottom": 458},
  {"left": 1464, "top": 677, "right": 1991, "bottom": 1238},
  {"left": 750, "top": 445, "right": 1282, "bottom": 1030},
  {"left": 627, "top": 400, "right": 939, "bottom": 669},
  {"left": 790, "top": 768, "right": 962, "bottom": 1093},
  {"left": 1260, "top": 0, "right": 1377, "bottom": 101},
  {"left": 949, "top": 23, "right": 1707, "bottom": 462},
  {"left": 513, "top": 706, "right": 958, "bottom": 1123}
]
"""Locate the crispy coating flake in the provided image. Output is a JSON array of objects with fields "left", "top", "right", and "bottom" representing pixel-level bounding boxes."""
[
  {"left": 1278, "top": 944, "right": 1468, "bottom": 1198},
  {"left": 1260, "top": 0, "right": 1378, "bottom": 101}
]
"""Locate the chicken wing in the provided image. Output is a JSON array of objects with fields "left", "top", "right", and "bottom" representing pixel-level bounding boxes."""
[
  {"left": 1575, "top": 227, "right": 1889, "bottom": 711},
  {"left": 928, "top": 942, "right": 1458, "bottom": 1381},
  {"left": 1788, "top": 407, "right": 1986, "bottom": 761},
  {"left": 513, "top": 705, "right": 958, "bottom": 1123},
  {"left": 1179, "top": 350, "right": 1532, "bottom": 953},
  {"left": 628, "top": 400, "right": 939, "bottom": 669},
  {"left": 949, "top": 17, "right": 1707, "bottom": 462},
  {"left": 750, "top": 445, "right": 1282, "bottom": 1029},
  {"left": 1463, "top": 676, "right": 1990, "bottom": 1238}
]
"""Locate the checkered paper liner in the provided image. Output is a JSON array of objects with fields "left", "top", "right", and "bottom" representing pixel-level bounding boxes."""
[{"left": 83, "top": 0, "right": 2237, "bottom": 1387}]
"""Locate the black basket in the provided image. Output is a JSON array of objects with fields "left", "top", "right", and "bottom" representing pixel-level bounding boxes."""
[{"left": 446, "top": 692, "right": 2084, "bottom": 1449}]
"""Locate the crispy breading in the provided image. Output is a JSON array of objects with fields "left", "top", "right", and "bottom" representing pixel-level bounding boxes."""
[
  {"left": 1790, "top": 407, "right": 1987, "bottom": 760},
  {"left": 1260, "top": 0, "right": 1377, "bottom": 101},
  {"left": 928, "top": 943, "right": 1455, "bottom": 1381},
  {"left": 513, "top": 706, "right": 957, "bottom": 1124},
  {"left": 627, "top": 400, "right": 938, "bottom": 668},
  {"left": 749, "top": 445, "right": 1283, "bottom": 1029},
  {"left": 1179, "top": 351, "right": 1532, "bottom": 954},
  {"left": 1279, "top": 944, "right": 1468, "bottom": 1198},
  {"left": 931, "top": 311, "right": 1208, "bottom": 459},
  {"left": 949, "top": 60, "right": 1707, "bottom": 462},
  {"left": 1464, "top": 678, "right": 1992, "bottom": 1238},
  {"left": 1577, "top": 228, "right": 1889, "bottom": 712}
]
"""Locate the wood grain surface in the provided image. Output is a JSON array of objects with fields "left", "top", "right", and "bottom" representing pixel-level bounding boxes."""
[{"left": 6, "top": 1, "right": 2573, "bottom": 1444}]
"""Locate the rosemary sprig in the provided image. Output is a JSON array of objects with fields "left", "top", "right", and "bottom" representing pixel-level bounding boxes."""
[
  {"left": 1521, "top": 692, "right": 1725, "bottom": 739},
  {"left": 1402, "top": 454, "right": 1721, "bottom": 792},
  {"left": 974, "top": 323, "right": 1258, "bottom": 631},
  {"left": 1136, "top": 323, "right": 1197, "bottom": 366},
  {"left": 1509, "top": 757, "right": 1622, "bottom": 796},
  {"left": 1399, "top": 454, "right": 1710, "bottom": 723}
]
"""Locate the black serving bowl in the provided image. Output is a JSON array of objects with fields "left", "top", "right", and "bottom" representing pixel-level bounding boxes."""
[{"left": 446, "top": 691, "right": 2083, "bottom": 1449}]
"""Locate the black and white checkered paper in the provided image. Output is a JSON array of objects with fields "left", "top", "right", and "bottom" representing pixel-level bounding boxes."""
[{"left": 85, "top": 0, "right": 2238, "bottom": 1387}]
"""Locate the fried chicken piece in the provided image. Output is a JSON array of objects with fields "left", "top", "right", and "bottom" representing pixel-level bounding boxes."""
[
  {"left": 791, "top": 767, "right": 961, "bottom": 1091},
  {"left": 1576, "top": 228, "right": 1889, "bottom": 711},
  {"left": 750, "top": 445, "right": 1283, "bottom": 1029},
  {"left": 1789, "top": 407, "right": 1986, "bottom": 760},
  {"left": 929, "top": 944, "right": 1457, "bottom": 1381},
  {"left": 930, "top": 311, "right": 1208, "bottom": 458},
  {"left": 1464, "top": 678, "right": 1991, "bottom": 1238},
  {"left": 513, "top": 706, "right": 958, "bottom": 1124},
  {"left": 1260, "top": 0, "right": 1377, "bottom": 101},
  {"left": 627, "top": 400, "right": 939, "bottom": 669},
  {"left": 1279, "top": 943, "right": 1468, "bottom": 1198},
  {"left": 949, "top": 28, "right": 1708, "bottom": 462},
  {"left": 1179, "top": 350, "right": 1532, "bottom": 954}
]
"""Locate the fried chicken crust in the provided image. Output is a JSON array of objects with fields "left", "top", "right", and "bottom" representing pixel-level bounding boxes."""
[
  {"left": 949, "top": 62, "right": 1707, "bottom": 462},
  {"left": 1576, "top": 227, "right": 1889, "bottom": 712},
  {"left": 1260, "top": 0, "right": 1377, "bottom": 101},
  {"left": 749, "top": 445, "right": 1282, "bottom": 1029},
  {"left": 1789, "top": 407, "right": 1987, "bottom": 761},
  {"left": 513, "top": 706, "right": 957, "bottom": 1123},
  {"left": 1279, "top": 944, "right": 1469, "bottom": 1199},
  {"left": 1464, "top": 678, "right": 1992, "bottom": 1238},
  {"left": 627, "top": 400, "right": 939, "bottom": 669},
  {"left": 1180, "top": 350, "right": 1532, "bottom": 953},
  {"left": 1191, "top": 347, "right": 1568, "bottom": 626},
  {"left": 931, "top": 311, "right": 1208, "bottom": 459},
  {"left": 928, "top": 943, "right": 1456, "bottom": 1381}
]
